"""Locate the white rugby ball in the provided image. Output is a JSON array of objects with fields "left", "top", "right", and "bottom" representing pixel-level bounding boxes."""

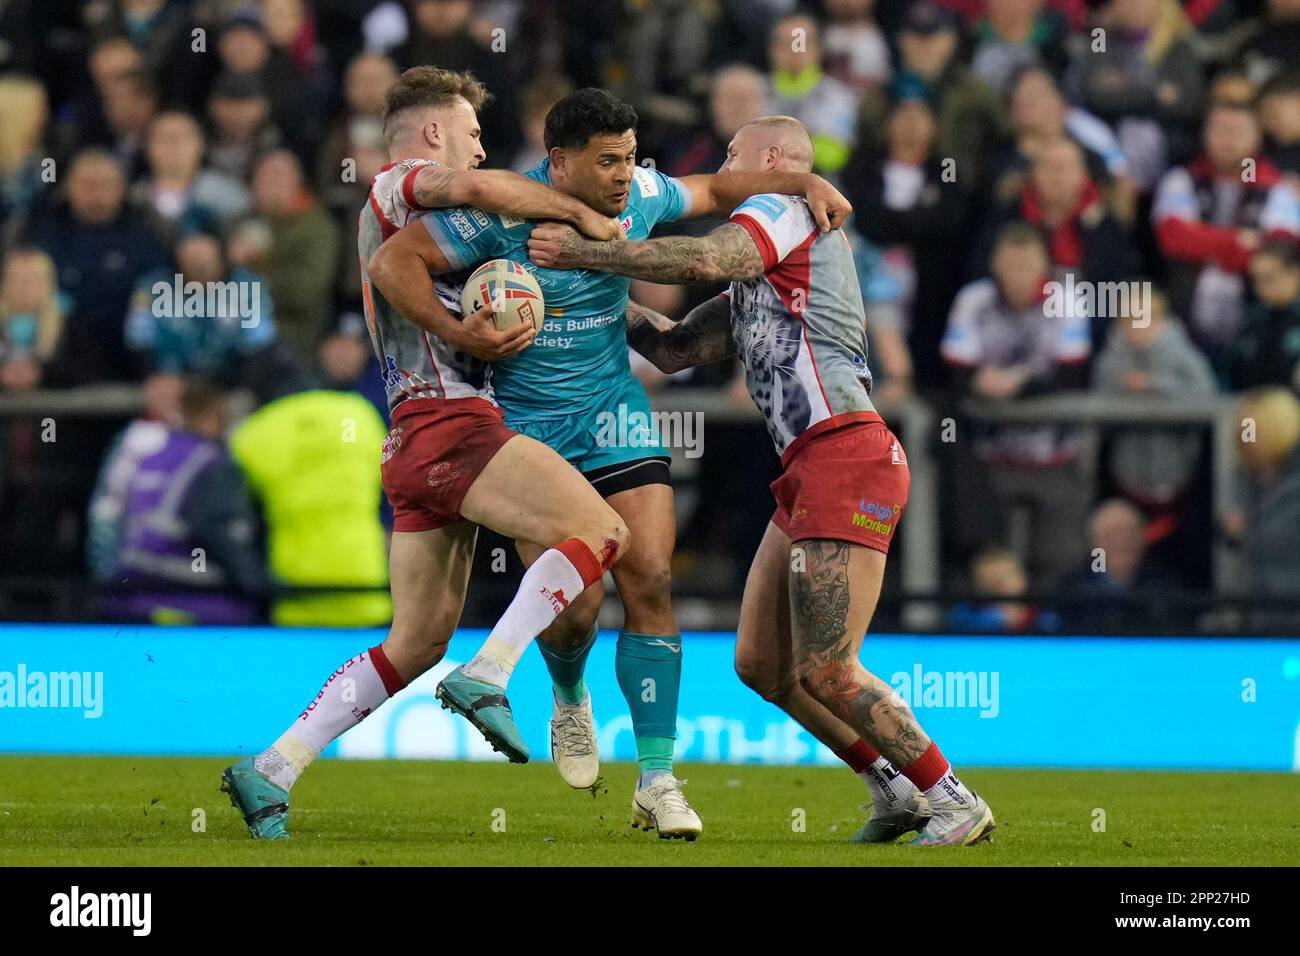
[{"left": 460, "top": 259, "right": 544, "bottom": 332}]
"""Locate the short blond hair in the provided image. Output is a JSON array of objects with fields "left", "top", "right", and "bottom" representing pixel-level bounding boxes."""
[
  {"left": 741, "top": 115, "right": 814, "bottom": 170},
  {"left": 382, "top": 67, "right": 490, "bottom": 146}
]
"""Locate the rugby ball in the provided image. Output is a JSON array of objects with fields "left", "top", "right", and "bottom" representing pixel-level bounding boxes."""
[{"left": 460, "top": 259, "right": 544, "bottom": 332}]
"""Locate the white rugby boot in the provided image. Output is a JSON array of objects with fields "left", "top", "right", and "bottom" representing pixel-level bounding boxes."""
[
  {"left": 909, "top": 790, "right": 996, "bottom": 846},
  {"left": 549, "top": 692, "right": 599, "bottom": 789},
  {"left": 631, "top": 774, "right": 703, "bottom": 841}
]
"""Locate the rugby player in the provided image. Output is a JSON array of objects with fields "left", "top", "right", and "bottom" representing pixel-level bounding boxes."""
[
  {"left": 368, "top": 89, "right": 853, "bottom": 840},
  {"left": 526, "top": 115, "right": 997, "bottom": 846},
  {"left": 220, "top": 68, "right": 636, "bottom": 840}
]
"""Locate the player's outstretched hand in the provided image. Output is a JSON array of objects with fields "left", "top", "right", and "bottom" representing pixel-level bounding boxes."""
[
  {"left": 452, "top": 302, "right": 535, "bottom": 361},
  {"left": 805, "top": 176, "right": 853, "bottom": 232},
  {"left": 573, "top": 206, "right": 625, "bottom": 242},
  {"left": 528, "top": 222, "right": 586, "bottom": 269}
]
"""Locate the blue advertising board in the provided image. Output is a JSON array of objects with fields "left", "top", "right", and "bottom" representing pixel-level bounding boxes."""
[{"left": 1, "top": 626, "right": 1297, "bottom": 771}]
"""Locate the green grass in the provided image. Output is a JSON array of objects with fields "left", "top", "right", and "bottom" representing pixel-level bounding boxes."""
[{"left": 1, "top": 756, "right": 1296, "bottom": 866}]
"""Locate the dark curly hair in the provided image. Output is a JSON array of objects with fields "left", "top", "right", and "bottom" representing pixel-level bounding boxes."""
[{"left": 543, "top": 88, "right": 638, "bottom": 152}]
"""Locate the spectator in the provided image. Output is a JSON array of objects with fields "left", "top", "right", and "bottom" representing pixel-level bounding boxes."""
[
  {"left": 1235, "top": 387, "right": 1300, "bottom": 625},
  {"left": 972, "top": 137, "right": 1140, "bottom": 337},
  {"left": 821, "top": 0, "right": 892, "bottom": 94},
  {"left": 1207, "top": 67, "right": 1258, "bottom": 109},
  {"left": 1258, "top": 69, "right": 1300, "bottom": 177},
  {"left": 845, "top": 96, "right": 971, "bottom": 392},
  {"left": 229, "top": 376, "right": 392, "bottom": 627},
  {"left": 95, "top": 68, "right": 160, "bottom": 184},
  {"left": 667, "top": 65, "right": 767, "bottom": 178},
  {"left": 1056, "top": 498, "right": 1189, "bottom": 630},
  {"left": 968, "top": 0, "right": 1070, "bottom": 95},
  {"left": 65, "top": 36, "right": 146, "bottom": 153},
  {"left": 316, "top": 52, "right": 399, "bottom": 193},
  {"left": 941, "top": 222, "right": 1092, "bottom": 582},
  {"left": 766, "top": 13, "right": 859, "bottom": 175},
  {"left": 93, "top": 377, "right": 266, "bottom": 626},
  {"left": 0, "top": 74, "right": 51, "bottom": 247},
  {"left": 1226, "top": 0, "right": 1300, "bottom": 88},
  {"left": 857, "top": 1, "right": 1004, "bottom": 189},
  {"left": 318, "top": 311, "right": 388, "bottom": 418},
  {"left": 1093, "top": 285, "right": 1216, "bottom": 516},
  {"left": 125, "top": 230, "right": 279, "bottom": 388},
  {"left": 513, "top": 74, "right": 575, "bottom": 173},
  {"left": 247, "top": 149, "right": 342, "bottom": 361},
  {"left": 85, "top": 371, "right": 184, "bottom": 583},
  {"left": 949, "top": 546, "right": 1060, "bottom": 632},
  {"left": 851, "top": 231, "right": 913, "bottom": 404},
  {"left": 0, "top": 247, "right": 67, "bottom": 392},
  {"left": 1152, "top": 102, "right": 1300, "bottom": 368},
  {"left": 83, "top": 0, "right": 190, "bottom": 81},
  {"left": 617, "top": 0, "right": 722, "bottom": 145},
  {"left": 205, "top": 72, "right": 283, "bottom": 183},
  {"left": 987, "top": 65, "right": 1131, "bottom": 204},
  {"left": 217, "top": 7, "right": 330, "bottom": 162},
  {"left": 25, "top": 148, "right": 166, "bottom": 383},
  {"left": 1230, "top": 241, "right": 1300, "bottom": 393},
  {"left": 1065, "top": 0, "right": 1205, "bottom": 189},
  {"left": 131, "top": 110, "right": 251, "bottom": 246},
  {"left": 393, "top": 0, "right": 521, "bottom": 160}
]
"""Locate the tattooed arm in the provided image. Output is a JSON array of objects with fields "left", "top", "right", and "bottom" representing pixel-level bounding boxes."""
[
  {"left": 408, "top": 165, "right": 622, "bottom": 240},
  {"left": 626, "top": 294, "right": 735, "bottom": 374},
  {"left": 530, "top": 221, "right": 766, "bottom": 285},
  {"left": 678, "top": 172, "right": 852, "bottom": 232}
]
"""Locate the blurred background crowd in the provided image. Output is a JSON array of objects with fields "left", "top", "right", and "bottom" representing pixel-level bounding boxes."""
[{"left": 1, "top": 0, "right": 1299, "bottom": 633}]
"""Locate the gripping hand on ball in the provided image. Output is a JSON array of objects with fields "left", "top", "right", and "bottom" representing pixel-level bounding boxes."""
[{"left": 452, "top": 302, "right": 535, "bottom": 361}]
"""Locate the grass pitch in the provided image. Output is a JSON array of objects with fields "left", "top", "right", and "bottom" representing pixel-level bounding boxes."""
[{"left": 1, "top": 756, "right": 1296, "bottom": 866}]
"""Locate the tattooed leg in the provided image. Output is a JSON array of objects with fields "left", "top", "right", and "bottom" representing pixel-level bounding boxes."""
[
  {"left": 735, "top": 522, "right": 861, "bottom": 752},
  {"left": 788, "top": 538, "right": 933, "bottom": 768}
]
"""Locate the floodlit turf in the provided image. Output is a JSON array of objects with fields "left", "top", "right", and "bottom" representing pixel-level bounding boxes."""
[{"left": 1, "top": 756, "right": 1296, "bottom": 866}]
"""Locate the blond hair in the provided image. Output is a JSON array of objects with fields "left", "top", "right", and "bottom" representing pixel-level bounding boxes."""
[
  {"left": 742, "top": 114, "right": 815, "bottom": 171},
  {"left": 0, "top": 248, "right": 65, "bottom": 361},
  {"left": 382, "top": 67, "right": 490, "bottom": 147},
  {"left": 0, "top": 75, "right": 48, "bottom": 174}
]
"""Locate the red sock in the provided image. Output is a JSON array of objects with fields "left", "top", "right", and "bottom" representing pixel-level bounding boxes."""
[
  {"left": 368, "top": 643, "right": 406, "bottom": 696},
  {"left": 555, "top": 537, "right": 605, "bottom": 587},
  {"left": 834, "top": 739, "right": 882, "bottom": 774},
  {"left": 900, "top": 742, "right": 950, "bottom": 792}
]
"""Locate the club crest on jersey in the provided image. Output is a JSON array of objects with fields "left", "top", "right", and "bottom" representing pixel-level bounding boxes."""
[
  {"left": 619, "top": 215, "right": 633, "bottom": 234},
  {"left": 891, "top": 439, "right": 907, "bottom": 465}
]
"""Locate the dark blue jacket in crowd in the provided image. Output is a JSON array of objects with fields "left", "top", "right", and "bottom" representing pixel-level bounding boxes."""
[{"left": 25, "top": 205, "right": 166, "bottom": 384}]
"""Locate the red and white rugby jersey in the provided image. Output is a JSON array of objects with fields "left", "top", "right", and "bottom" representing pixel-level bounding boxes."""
[
  {"left": 358, "top": 158, "right": 490, "bottom": 413},
  {"left": 727, "top": 193, "right": 877, "bottom": 463}
]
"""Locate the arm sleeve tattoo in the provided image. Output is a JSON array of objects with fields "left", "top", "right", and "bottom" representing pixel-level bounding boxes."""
[
  {"left": 581, "top": 222, "right": 767, "bottom": 284},
  {"left": 625, "top": 294, "right": 735, "bottom": 374}
]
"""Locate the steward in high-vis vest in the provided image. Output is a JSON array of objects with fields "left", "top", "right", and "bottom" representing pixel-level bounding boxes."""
[
  {"left": 230, "top": 387, "right": 391, "bottom": 627},
  {"left": 97, "top": 380, "right": 266, "bottom": 625}
]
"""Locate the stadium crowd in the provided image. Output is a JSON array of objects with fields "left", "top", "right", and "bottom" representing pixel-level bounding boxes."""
[{"left": 1, "top": 0, "right": 1299, "bottom": 631}]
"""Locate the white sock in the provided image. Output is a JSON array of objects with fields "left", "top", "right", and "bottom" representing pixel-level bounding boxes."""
[
  {"left": 861, "top": 756, "right": 918, "bottom": 806},
  {"left": 254, "top": 646, "right": 401, "bottom": 790},
  {"left": 924, "top": 769, "right": 976, "bottom": 810},
  {"left": 463, "top": 539, "right": 600, "bottom": 688}
]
